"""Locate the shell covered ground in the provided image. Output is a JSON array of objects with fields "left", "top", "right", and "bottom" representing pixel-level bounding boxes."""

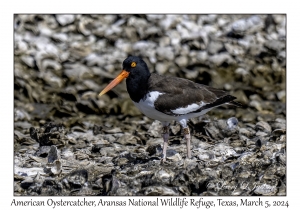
[{"left": 14, "top": 14, "right": 286, "bottom": 196}]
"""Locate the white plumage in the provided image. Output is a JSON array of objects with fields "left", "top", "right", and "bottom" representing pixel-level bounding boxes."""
[{"left": 134, "top": 91, "right": 215, "bottom": 124}]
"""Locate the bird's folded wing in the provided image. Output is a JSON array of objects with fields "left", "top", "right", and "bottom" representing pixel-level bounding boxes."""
[{"left": 148, "top": 74, "right": 236, "bottom": 116}]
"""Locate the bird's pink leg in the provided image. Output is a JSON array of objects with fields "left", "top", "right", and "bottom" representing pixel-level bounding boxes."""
[
  {"left": 162, "top": 124, "right": 170, "bottom": 162},
  {"left": 179, "top": 119, "right": 192, "bottom": 159},
  {"left": 183, "top": 127, "right": 191, "bottom": 159}
]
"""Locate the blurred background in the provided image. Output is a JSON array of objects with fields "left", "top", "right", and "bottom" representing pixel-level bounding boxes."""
[
  {"left": 13, "top": 14, "right": 286, "bottom": 196},
  {"left": 14, "top": 14, "right": 286, "bottom": 131}
]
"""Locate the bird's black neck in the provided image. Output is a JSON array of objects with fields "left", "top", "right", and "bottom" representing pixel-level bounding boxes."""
[{"left": 126, "top": 73, "right": 150, "bottom": 103}]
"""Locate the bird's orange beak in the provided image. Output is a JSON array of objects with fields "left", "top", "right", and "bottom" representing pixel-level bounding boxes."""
[{"left": 99, "top": 70, "right": 129, "bottom": 96}]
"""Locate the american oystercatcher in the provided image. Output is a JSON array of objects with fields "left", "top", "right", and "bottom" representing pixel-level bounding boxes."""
[{"left": 99, "top": 56, "right": 241, "bottom": 161}]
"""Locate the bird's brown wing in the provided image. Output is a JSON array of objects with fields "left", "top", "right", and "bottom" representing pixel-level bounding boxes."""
[{"left": 148, "top": 74, "right": 236, "bottom": 116}]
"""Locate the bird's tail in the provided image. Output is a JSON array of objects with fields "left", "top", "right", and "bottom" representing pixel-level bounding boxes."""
[{"left": 227, "top": 100, "right": 246, "bottom": 108}]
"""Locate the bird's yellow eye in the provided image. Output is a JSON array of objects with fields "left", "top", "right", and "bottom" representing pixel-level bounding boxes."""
[{"left": 131, "top": 62, "right": 137, "bottom": 68}]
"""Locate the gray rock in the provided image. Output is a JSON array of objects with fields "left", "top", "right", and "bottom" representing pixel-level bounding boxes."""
[
  {"left": 208, "top": 52, "right": 234, "bottom": 66},
  {"left": 116, "top": 134, "right": 140, "bottom": 145},
  {"left": 55, "top": 15, "right": 75, "bottom": 26},
  {"left": 276, "top": 90, "right": 286, "bottom": 102},
  {"left": 155, "top": 62, "right": 169, "bottom": 74},
  {"left": 20, "top": 177, "right": 34, "bottom": 189},
  {"left": 20, "top": 55, "right": 35, "bottom": 68},
  {"left": 265, "top": 40, "right": 285, "bottom": 52},
  {"left": 207, "top": 41, "right": 223, "bottom": 55},
  {"left": 175, "top": 56, "right": 188, "bottom": 67},
  {"left": 156, "top": 46, "right": 174, "bottom": 60}
]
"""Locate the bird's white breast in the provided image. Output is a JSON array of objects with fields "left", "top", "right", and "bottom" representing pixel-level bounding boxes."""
[{"left": 133, "top": 91, "right": 175, "bottom": 122}]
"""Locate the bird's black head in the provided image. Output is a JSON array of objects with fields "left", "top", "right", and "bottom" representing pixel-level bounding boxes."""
[
  {"left": 99, "top": 56, "right": 151, "bottom": 99},
  {"left": 122, "top": 56, "right": 150, "bottom": 77}
]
